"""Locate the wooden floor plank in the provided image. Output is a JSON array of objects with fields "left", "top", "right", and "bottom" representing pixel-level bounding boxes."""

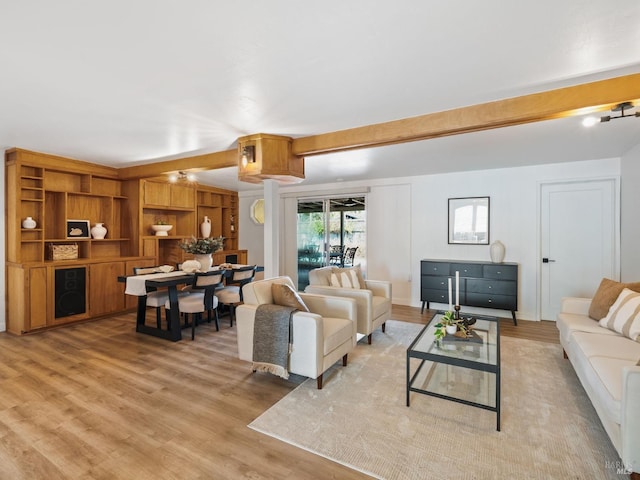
[{"left": 0, "top": 307, "right": 559, "bottom": 479}]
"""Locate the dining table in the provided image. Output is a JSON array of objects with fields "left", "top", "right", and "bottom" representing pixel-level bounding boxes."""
[
  {"left": 118, "top": 264, "right": 263, "bottom": 341},
  {"left": 119, "top": 271, "right": 195, "bottom": 341}
]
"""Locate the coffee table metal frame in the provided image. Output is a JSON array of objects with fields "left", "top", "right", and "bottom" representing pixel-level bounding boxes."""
[{"left": 406, "top": 312, "right": 501, "bottom": 431}]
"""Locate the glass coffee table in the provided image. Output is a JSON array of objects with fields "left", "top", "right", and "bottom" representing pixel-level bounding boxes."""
[{"left": 406, "top": 312, "right": 501, "bottom": 430}]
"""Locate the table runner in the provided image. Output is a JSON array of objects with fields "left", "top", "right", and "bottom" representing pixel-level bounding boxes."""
[{"left": 124, "top": 271, "right": 190, "bottom": 296}]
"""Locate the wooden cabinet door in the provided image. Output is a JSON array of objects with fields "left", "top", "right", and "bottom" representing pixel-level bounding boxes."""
[
  {"left": 89, "top": 262, "right": 126, "bottom": 316},
  {"left": 170, "top": 184, "right": 195, "bottom": 209},
  {"left": 143, "top": 181, "right": 170, "bottom": 207},
  {"left": 29, "top": 267, "right": 49, "bottom": 330}
]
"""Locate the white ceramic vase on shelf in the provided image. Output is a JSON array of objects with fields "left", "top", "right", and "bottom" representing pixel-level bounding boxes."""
[
  {"left": 22, "top": 216, "right": 37, "bottom": 229},
  {"left": 490, "top": 240, "right": 506, "bottom": 263},
  {"left": 200, "top": 216, "right": 211, "bottom": 238},
  {"left": 194, "top": 254, "right": 213, "bottom": 272},
  {"left": 445, "top": 325, "right": 458, "bottom": 335},
  {"left": 91, "top": 223, "right": 107, "bottom": 239}
]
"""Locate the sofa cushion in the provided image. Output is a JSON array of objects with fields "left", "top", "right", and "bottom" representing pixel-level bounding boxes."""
[
  {"left": 272, "top": 283, "right": 309, "bottom": 312},
  {"left": 573, "top": 331, "right": 640, "bottom": 362},
  {"left": 557, "top": 312, "right": 618, "bottom": 346},
  {"left": 599, "top": 288, "right": 640, "bottom": 341},
  {"left": 589, "top": 278, "right": 640, "bottom": 320},
  {"left": 589, "top": 356, "right": 637, "bottom": 424}
]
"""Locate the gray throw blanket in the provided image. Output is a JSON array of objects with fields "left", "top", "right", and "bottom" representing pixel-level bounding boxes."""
[{"left": 252, "top": 304, "right": 297, "bottom": 379}]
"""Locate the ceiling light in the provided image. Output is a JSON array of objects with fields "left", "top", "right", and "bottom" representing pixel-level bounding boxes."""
[
  {"left": 168, "top": 171, "right": 197, "bottom": 183},
  {"left": 599, "top": 102, "right": 639, "bottom": 123},
  {"left": 582, "top": 116, "right": 599, "bottom": 127}
]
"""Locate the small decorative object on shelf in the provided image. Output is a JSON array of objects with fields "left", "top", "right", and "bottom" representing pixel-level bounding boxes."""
[
  {"left": 22, "top": 216, "right": 37, "bottom": 229},
  {"left": 200, "top": 215, "right": 211, "bottom": 238},
  {"left": 490, "top": 240, "right": 506, "bottom": 263},
  {"left": 91, "top": 222, "right": 107, "bottom": 239},
  {"left": 49, "top": 243, "right": 79, "bottom": 261},
  {"left": 151, "top": 223, "right": 173, "bottom": 236}
]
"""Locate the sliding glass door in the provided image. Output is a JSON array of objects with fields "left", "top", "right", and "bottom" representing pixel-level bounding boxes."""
[{"left": 297, "top": 196, "right": 366, "bottom": 290}]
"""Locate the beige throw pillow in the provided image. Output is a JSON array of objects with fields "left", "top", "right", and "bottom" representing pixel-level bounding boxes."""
[
  {"left": 271, "top": 283, "right": 309, "bottom": 312},
  {"left": 598, "top": 288, "right": 640, "bottom": 341},
  {"left": 589, "top": 278, "right": 640, "bottom": 320},
  {"left": 330, "top": 265, "right": 366, "bottom": 289}
]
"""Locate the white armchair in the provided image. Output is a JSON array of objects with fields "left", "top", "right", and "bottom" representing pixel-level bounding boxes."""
[
  {"left": 305, "top": 266, "right": 392, "bottom": 344},
  {"left": 236, "top": 276, "right": 357, "bottom": 389}
]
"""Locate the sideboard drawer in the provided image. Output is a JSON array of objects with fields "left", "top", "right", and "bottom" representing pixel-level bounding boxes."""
[
  {"left": 421, "top": 275, "right": 450, "bottom": 290},
  {"left": 483, "top": 264, "right": 517, "bottom": 281},
  {"left": 466, "top": 278, "right": 517, "bottom": 296},
  {"left": 466, "top": 292, "right": 516, "bottom": 310},
  {"left": 450, "top": 263, "right": 483, "bottom": 277},
  {"left": 421, "top": 288, "right": 450, "bottom": 303},
  {"left": 421, "top": 262, "right": 450, "bottom": 276}
]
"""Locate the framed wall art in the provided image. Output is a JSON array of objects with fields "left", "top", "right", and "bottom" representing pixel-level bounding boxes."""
[
  {"left": 66, "top": 219, "right": 90, "bottom": 239},
  {"left": 448, "top": 197, "right": 490, "bottom": 245}
]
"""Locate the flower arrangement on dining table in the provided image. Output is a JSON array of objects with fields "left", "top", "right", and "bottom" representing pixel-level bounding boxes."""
[{"left": 178, "top": 236, "right": 225, "bottom": 254}]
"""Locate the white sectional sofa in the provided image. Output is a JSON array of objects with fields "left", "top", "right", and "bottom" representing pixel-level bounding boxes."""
[{"left": 557, "top": 296, "right": 640, "bottom": 478}]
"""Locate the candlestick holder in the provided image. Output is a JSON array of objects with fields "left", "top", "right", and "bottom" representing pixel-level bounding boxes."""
[{"left": 454, "top": 305, "right": 461, "bottom": 320}]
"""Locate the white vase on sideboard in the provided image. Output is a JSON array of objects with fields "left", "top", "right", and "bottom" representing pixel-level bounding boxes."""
[{"left": 490, "top": 240, "right": 506, "bottom": 263}]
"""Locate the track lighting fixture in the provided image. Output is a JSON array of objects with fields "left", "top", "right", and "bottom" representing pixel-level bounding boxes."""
[{"left": 582, "top": 102, "right": 639, "bottom": 127}]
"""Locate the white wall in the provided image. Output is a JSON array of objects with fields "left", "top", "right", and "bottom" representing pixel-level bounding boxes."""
[
  {"left": 239, "top": 157, "right": 621, "bottom": 321},
  {"left": 239, "top": 193, "right": 266, "bottom": 267},
  {"left": 621, "top": 143, "right": 640, "bottom": 281},
  {"left": 0, "top": 160, "right": 5, "bottom": 331}
]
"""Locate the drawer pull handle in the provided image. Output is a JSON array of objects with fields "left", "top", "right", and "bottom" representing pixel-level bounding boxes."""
[
  {"left": 488, "top": 286, "right": 492, "bottom": 289},
  {"left": 488, "top": 299, "right": 492, "bottom": 303},
  {"left": 497, "top": 271, "right": 501, "bottom": 275}
]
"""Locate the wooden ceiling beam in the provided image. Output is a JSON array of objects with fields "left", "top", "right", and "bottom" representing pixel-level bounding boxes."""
[
  {"left": 291, "top": 73, "right": 640, "bottom": 156},
  {"left": 117, "top": 149, "right": 237, "bottom": 180},
  {"left": 116, "top": 73, "right": 640, "bottom": 178}
]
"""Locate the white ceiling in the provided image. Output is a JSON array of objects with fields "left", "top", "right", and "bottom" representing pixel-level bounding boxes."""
[{"left": 1, "top": 1, "right": 639, "bottom": 191}]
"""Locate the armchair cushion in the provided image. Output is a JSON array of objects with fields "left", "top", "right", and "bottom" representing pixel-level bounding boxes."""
[
  {"left": 330, "top": 265, "right": 366, "bottom": 289},
  {"left": 272, "top": 283, "right": 309, "bottom": 312}
]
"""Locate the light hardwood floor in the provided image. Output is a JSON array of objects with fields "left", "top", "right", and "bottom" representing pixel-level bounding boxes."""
[{"left": 0, "top": 306, "right": 559, "bottom": 479}]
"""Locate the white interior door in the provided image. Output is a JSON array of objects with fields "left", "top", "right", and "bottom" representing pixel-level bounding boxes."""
[{"left": 540, "top": 179, "right": 617, "bottom": 320}]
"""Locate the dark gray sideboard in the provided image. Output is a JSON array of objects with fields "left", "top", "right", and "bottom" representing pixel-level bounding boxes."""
[{"left": 420, "top": 259, "right": 518, "bottom": 325}]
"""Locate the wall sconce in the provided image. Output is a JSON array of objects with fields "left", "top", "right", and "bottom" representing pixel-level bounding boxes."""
[
  {"left": 168, "top": 171, "right": 197, "bottom": 183},
  {"left": 241, "top": 145, "right": 256, "bottom": 168}
]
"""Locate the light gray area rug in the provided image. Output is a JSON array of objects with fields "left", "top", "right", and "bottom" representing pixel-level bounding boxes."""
[{"left": 249, "top": 320, "right": 625, "bottom": 480}]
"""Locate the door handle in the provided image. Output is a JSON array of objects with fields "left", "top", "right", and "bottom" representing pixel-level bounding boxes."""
[{"left": 542, "top": 258, "right": 556, "bottom": 263}]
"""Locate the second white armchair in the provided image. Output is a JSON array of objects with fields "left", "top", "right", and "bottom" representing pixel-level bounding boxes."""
[{"left": 305, "top": 266, "right": 392, "bottom": 344}]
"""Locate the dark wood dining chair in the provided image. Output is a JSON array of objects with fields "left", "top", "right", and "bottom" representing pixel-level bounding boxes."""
[
  {"left": 164, "top": 270, "right": 226, "bottom": 340},
  {"left": 342, "top": 247, "right": 358, "bottom": 267},
  {"left": 214, "top": 265, "right": 257, "bottom": 327},
  {"left": 132, "top": 265, "right": 178, "bottom": 328}
]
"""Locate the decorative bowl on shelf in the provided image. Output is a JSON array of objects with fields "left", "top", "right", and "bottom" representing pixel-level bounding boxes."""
[{"left": 151, "top": 224, "right": 173, "bottom": 236}]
